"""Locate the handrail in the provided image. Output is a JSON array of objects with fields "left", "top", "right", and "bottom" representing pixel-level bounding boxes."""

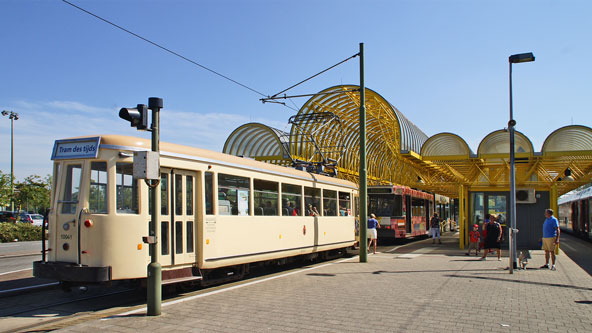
[{"left": 41, "top": 208, "right": 49, "bottom": 262}]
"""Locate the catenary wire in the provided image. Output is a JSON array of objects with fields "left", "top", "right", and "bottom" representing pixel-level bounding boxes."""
[
  {"left": 270, "top": 53, "right": 359, "bottom": 98},
  {"left": 61, "top": 0, "right": 267, "bottom": 97}
]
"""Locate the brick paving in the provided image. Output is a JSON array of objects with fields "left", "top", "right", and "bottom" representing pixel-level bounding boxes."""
[{"left": 56, "top": 233, "right": 592, "bottom": 332}]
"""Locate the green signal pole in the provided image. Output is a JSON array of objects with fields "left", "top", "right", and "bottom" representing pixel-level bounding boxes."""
[
  {"left": 147, "top": 97, "right": 162, "bottom": 316},
  {"left": 359, "top": 43, "right": 368, "bottom": 263}
]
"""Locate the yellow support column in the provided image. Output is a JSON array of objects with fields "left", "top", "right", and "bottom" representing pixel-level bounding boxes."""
[
  {"left": 458, "top": 184, "right": 465, "bottom": 249},
  {"left": 550, "top": 184, "right": 558, "bottom": 215},
  {"left": 464, "top": 186, "right": 470, "bottom": 248}
]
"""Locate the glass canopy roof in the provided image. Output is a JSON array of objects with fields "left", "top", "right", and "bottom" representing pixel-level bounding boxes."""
[{"left": 224, "top": 85, "right": 592, "bottom": 198}]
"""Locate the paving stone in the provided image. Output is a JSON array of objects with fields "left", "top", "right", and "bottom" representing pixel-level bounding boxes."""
[{"left": 52, "top": 233, "right": 592, "bottom": 332}]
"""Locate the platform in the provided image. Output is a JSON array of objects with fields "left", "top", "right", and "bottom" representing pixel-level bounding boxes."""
[{"left": 54, "top": 232, "right": 592, "bottom": 332}]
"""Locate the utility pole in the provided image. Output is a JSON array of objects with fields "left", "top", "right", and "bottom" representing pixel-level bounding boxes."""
[
  {"left": 2, "top": 110, "right": 19, "bottom": 212},
  {"left": 359, "top": 43, "right": 368, "bottom": 263}
]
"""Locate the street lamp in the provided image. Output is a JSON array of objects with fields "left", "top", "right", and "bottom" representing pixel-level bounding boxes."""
[
  {"left": 2, "top": 110, "right": 19, "bottom": 212},
  {"left": 508, "top": 52, "right": 534, "bottom": 274}
]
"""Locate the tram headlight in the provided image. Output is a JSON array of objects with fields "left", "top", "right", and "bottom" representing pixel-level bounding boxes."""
[{"left": 63, "top": 223, "right": 70, "bottom": 231}]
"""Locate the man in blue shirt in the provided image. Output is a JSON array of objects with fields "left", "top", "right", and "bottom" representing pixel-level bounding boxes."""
[
  {"left": 367, "top": 213, "right": 378, "bottom": 254},
  {"left": 540, "top": 209, "right": 560, "bottom": 271}
]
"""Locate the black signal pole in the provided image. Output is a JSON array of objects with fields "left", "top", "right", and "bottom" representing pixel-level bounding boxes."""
[{"left": 147, "top": 97, "right": 162, "bottom": 316}]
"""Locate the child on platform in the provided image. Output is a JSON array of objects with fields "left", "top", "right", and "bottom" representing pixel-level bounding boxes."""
[{"left": 466, "top": 224, "right": 480, "bottom": 256}]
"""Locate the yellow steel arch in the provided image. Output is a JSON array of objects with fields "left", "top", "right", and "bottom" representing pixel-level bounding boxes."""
[{"left": 290, "top": 85, "right": 428, "bottom": 186}]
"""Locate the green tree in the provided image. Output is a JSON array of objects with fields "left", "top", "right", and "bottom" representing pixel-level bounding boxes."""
[
  {"left": 14, "top": 175, "right": 51, "bottom": 213},
  {"left": 0, "top": 171, "right": 12, "bottom": 209}
]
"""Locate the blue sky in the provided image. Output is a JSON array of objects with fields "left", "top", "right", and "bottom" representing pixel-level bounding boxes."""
[{"left": 1, "top": 0, "right": 591, "bottom": 180}]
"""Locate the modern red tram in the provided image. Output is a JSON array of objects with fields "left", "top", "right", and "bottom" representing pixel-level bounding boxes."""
[
  {"left": 368, "top": 185, "right": 433, "bottom": 239},
  {"left": 558, "top": 187, "right": 592, "bottom": 240}
]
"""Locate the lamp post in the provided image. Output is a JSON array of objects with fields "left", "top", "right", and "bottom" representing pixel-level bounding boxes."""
[
  {"left": 508, "top": 52, "right": 534, "bottom": 274},
  {"left": 2, "top": 110, "right": 19, "bottom": 212}
]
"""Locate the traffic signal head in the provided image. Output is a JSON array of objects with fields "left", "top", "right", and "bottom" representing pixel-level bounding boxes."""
[{"left": 119, "top": 104, "right": 148, "bottom": 130}]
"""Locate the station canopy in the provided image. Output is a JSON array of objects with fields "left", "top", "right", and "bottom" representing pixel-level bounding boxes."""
[{"left": 224, "top": 85, "right": 592, "bottom": 198}]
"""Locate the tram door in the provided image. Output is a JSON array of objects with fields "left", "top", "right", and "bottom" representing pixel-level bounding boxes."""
[
  {"left": 405, "top": 195, "right": 412, "bottom": 233},
  {"left": 54, "top": 162, "right": 85, "bottom": 264},
  {"left": 159, "top": 169, "right": 197, "bottom": 267}
]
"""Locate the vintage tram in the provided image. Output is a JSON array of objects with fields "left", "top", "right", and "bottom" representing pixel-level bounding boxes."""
[{"left": 34, "top": 135, "right": 358, "bottom": 285}]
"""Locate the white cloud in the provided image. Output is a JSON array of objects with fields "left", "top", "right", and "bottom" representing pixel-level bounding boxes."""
[{"left": 0, "top": 100, "right": 290, "bottom": 180}]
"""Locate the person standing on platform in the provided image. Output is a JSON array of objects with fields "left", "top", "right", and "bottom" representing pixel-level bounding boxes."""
[
  {"left": 479, "top": 214, "right": 491, "bottom": 253},
  {"left": 367, "top": 213, "right": 378, "bottom": 254},
  {"left": 430, "top": 213, "right": 441, "bottom": 244},
  {"left": 539, "top": 208, "right": 560, "bottom": 271},
  {"left": 479, "top": 215, "right": 502, "bottom": 261},
  {"left": 466, "top": 224, "right": 480, "bottom": 256}
]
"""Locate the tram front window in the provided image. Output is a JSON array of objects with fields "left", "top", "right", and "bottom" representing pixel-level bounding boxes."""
[
  {"left": 116, "top": 163, "right": 138, "bottom": 214},
  {"left": 89, "top": 162, "right": 107, "bottom": 213},
  {"left": 62, "top": 164, "right": 82, "bottom": 214}
]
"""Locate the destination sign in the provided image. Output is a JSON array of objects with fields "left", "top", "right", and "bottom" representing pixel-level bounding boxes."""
[{"left": 51, "top": 137, "right": 101, "bottom": 160}]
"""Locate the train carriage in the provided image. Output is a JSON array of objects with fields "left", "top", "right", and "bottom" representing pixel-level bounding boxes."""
[
  {"left": 368, "top": 185, "right": 433, "bottom": 239},
  {"left": 34, "top": 135, "right": 358, "bottom": 285},
  {"left": 558, "top": 186, "right": 592, "bottom": 240}
]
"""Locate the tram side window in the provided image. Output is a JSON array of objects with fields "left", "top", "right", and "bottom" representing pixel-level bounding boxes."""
[
  {"left": 89, "top": 162, "right": 107, "bottom": 213},
  {"left": 412, "top": 198, "right": 425, "bottom": 217},
  {"left": 339, "top": 192, "right": 351, "bottom": 216},
  {"left": 175, "top": 221, "right": 183, "bottom": 254},
  {"left": 323, "top": 189, "right": 337, "bottom": 216},
  {"left": 161, "top": 173, "right": 169, "bottom": 215},
  {"left": 175, "top": 174, "right": 183, "bottom": 216},
  {"left": 218, "top": 173, "right": 250, "bottom": 216},
  {"left": 116, "top": 163, "right": 138, "bottom": 214},
  {"left": 186, "top": 221, "right": 194, "bottom": 253},
  {"left": 161, "top": 222, "right": 169, "bottom": 255},
  {"left": 304, "top": 187, "right": 321, "bottom": 216},
  {"left": 281, "top": 184, "right": 302, "bottom": 216},
  {"left": 186, "top": 175, "right": 193, "bottom": 216},
  {"left": 205, "top": 172, "right": 213, "bottom": 215},
  {"left": 62, "top": 164, "right": 82, "bottom": 214},
  {"left": 254, "top": 179, "right": 278, "bottom": 216},
  {"left": 368, "top": 194, "right": 403, "bottom": 217}
]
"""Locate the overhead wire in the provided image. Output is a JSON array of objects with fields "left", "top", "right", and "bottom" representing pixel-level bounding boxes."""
[
  {"left": 269, "top": 53, "right": 359, "bottom": 98},
  {"left": 61, "top": 0, "right": 267, "bottom": 97}
]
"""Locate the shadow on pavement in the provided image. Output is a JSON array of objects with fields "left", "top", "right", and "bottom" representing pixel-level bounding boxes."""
[{"left": 445, "top": 273, "right": 592, "bottom": 291}]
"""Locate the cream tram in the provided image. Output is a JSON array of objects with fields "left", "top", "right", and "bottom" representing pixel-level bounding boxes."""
[{"left": 34, "top": 135, "right": 357, "bottom": 285}]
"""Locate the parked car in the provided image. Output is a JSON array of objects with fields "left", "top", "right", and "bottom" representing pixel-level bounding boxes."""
[
  {"left": 20, "top": 213, "right": 45, "bottom": 227},
  {"left": 0, "top": 211, "right": 18, "bottom": 223}
]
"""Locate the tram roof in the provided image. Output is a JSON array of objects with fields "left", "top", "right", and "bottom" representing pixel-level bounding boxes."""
[{"left": 221, "top": 86, "right": 592, "bottom": 198}]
